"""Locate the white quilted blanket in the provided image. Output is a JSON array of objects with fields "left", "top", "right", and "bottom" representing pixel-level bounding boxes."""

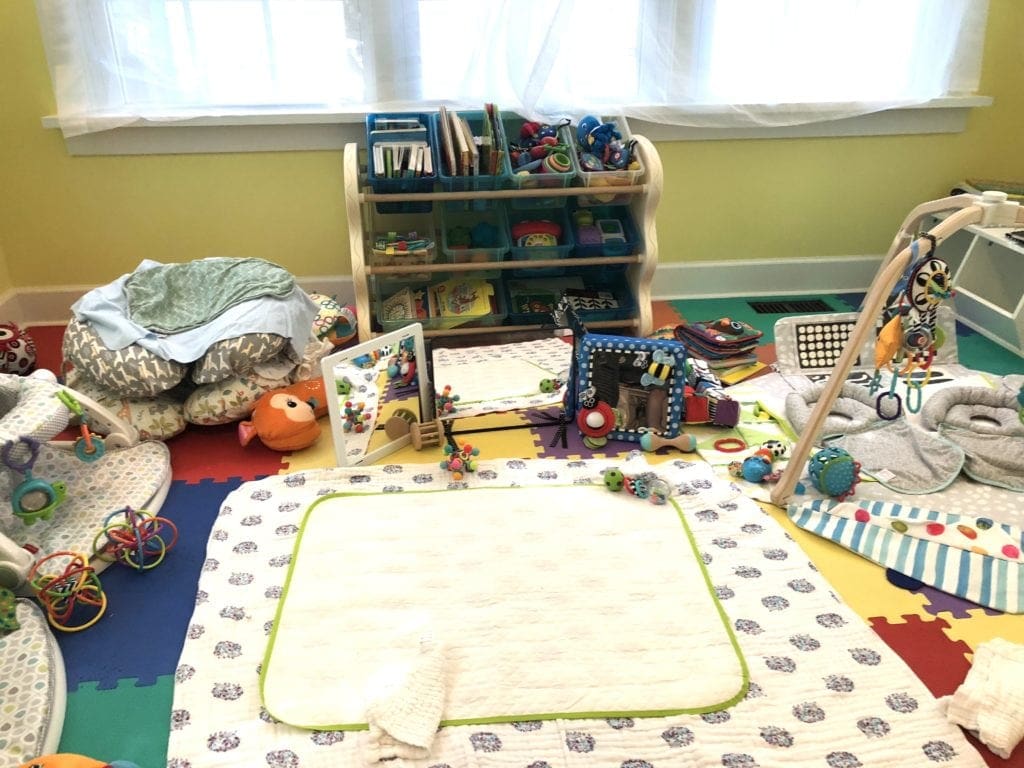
[
  {"left": 166, "top": 456, "right": 986, "bottom": 767},
  {"left": 260, "top": 486, "right": 746, "bottom": 730}
]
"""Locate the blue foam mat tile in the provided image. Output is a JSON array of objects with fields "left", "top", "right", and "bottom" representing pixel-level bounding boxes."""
[{"left": 57, "top": 477, "right": 244, "bottom": 691}]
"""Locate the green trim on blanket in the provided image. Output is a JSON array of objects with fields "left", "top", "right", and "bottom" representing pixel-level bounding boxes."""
[{"left": 259, "top": 486, "right": 749, "bottom": 731}]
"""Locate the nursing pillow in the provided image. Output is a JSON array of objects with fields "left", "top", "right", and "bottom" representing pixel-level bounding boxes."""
[
  {"left": 786, "top": 381, "right": 964, "bottom": 495},
  {"left": 919, "top": 386, "right": 1024, "bottom": 492},
  {"left": 62, "top": 318, "right": 188, "bottom": 398}
]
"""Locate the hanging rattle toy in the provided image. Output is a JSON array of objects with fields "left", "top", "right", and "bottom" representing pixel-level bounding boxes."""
[
  {"left": 870, "top": 234, "right": 953, "bottom": 418},
  {"left": 56, "top": 389, "right": 106, "bottom": 462},
  {"left": 1, "top": 437, "right": 67, "bottom": 525}
]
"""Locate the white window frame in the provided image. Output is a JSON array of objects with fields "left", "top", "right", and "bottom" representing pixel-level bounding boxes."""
[{"left": 37, "top": 0, "right": 992, "bottom": 156}]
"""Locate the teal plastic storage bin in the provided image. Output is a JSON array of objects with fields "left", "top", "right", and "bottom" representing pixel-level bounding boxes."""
[
  {"left": 432, "top": 110, "right": 510, "bottom": 212},
  {"left": 440, "top": 205, "right": 510, "bottom": 280},
  {"left": 366, "top": 112, "right": 438, "bottom": 214},
  {"left": 501, "top": 116, "right": 578, "bottom": 209}
]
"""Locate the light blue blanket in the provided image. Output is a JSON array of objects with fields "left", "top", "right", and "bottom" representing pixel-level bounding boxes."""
[{"left": 72, "top": 259, "right": 317, "bottom": 363}]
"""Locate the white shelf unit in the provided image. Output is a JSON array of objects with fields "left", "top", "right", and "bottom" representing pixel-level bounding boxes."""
[
  {"left": 927, "top": 215, "right": 1024, "bottom": 355},
  {"left": 342, "top": 136, "right": 663, "bottom": 343}
]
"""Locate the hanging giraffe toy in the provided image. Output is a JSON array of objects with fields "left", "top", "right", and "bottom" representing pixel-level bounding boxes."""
[{"left": 870, "top": 234, "right": 953, "bottom": 418}]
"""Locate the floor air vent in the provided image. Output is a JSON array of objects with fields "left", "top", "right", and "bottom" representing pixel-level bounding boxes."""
[{"left": 747, "top": 299, "right": 832, "bottom": 314}]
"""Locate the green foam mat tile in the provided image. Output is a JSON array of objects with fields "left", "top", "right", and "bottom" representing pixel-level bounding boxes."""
[{"left": 58, "top": 675, "right": 173, "bottom": 768}]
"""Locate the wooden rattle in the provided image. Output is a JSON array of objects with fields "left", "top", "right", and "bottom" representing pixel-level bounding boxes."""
[{"left": 639, "top": 432, "right": 697, "bottom": 453}]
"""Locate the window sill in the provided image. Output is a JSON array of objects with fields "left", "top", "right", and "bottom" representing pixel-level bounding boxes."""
[{"left": 41, "top": 96, "right": 992, "bottom": 156}]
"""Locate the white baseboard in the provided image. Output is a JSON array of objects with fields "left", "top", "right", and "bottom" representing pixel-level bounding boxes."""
[
  {"left": 0, "top": 257, "right": 882, "bottom": 326},
  {"left": 650, "top": 255, "right": 883, "bottom": 300}
]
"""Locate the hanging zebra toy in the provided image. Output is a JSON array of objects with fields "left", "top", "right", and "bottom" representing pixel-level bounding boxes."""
[{"left": 870, "top": 233, "right": 953, "bottom": 418}]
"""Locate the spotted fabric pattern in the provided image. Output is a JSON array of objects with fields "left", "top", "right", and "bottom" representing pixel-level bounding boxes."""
[
  {"left": 165, "top": 457, "right": 984, "bottom": 768},
  {"left": 0, "top": 600, "right": 62, "bottom": 767}
]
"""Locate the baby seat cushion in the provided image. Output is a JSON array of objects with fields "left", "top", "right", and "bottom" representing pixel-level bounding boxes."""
[
  {"left": 919, "top": 386, "right": 1024, "bottom": 492},
  {"left": 0, "top": 375, "right": 69, "bottom": 447},
  {"left": 786, "top": 381, "right": 964, "bottom": 495},
  {"left": 0, "top": 373, "right": 173, "bottom": 562},
  {"left": 0, "top": 597, "right": 65, "bottom": 766}
]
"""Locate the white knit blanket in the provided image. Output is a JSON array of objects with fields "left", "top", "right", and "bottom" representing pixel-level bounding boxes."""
[{"left": 260, "top": 486, "right": 746, "bottom": 730}]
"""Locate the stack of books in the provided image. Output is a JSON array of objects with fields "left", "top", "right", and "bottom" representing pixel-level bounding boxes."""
[{"left": 674, "top": 317, "right": 765, "bottom": 383}]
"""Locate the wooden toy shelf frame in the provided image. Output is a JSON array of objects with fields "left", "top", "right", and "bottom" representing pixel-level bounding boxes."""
[
  {"left": 770, "top": 192, "right": 1024, "bottom": 507},
  {"left": 342, "top": 136, "right": 663, "bottom": 343}
]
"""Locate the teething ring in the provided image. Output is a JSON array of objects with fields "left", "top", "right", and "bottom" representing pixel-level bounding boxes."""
[
  {"left": 876, "top": 391, "right": 903, "bottom": 421},
  {"left": 714, "top": 437, "right": 747, "bottom": 453},
  {"left": 1, "top": 436, "right": 40, "bottom": 474}
]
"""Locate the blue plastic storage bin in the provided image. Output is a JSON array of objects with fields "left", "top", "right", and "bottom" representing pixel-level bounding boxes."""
[
  {"left": 366, "top": 112, "right": 438, "bottom": 214},
  {"left": 374, "top": 276, "right": 507, "bottom": 333},
  {"left": 568, "top": 204, "right": 641, "bottom": 258},
  {"left": 440, "top": 204, "right": 510, "bottom": 280},
  {"left": 506, "top": 206, "right": 575, "bottom": 277},
  {"left": 503, "top": 271, "right": 635, "bottom": 325},
  {"left": 432, "top": 110, "right": 510, "bottom": 212}
]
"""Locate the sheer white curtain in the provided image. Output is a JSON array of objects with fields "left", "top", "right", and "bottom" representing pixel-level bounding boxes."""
[{"left": 35, "top": 0, "right": 989, "bottom": 138}]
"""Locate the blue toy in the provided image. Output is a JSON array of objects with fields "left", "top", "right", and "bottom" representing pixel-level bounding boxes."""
[{"left": 808, "top": 446, "right": 861, "bottom": 501}]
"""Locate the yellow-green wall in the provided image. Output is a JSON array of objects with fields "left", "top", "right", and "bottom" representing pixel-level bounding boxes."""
[{"left": 0, "top": 2, "right": 1021, "bottom": 290}]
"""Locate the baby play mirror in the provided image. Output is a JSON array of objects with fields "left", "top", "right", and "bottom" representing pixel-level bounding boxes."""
[{"left": 319, "top": 324, "right": 431, "bottom": 466}]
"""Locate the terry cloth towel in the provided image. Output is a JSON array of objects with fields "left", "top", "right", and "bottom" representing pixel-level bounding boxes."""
[
  {"left": 940, "top": 638, "right": 1024, "bottom": 758},
  {"left": 919, "top": 385, "right": 1024, "bottom": 492},
  {"left": 364, "top": 637, "right": 447, "bottom": 763},
  {"left": 786, "top": 381, "right": 964, "bottom": 495},
  {"left": 125, "top": 257, "right": 295, "bottom": 334}
]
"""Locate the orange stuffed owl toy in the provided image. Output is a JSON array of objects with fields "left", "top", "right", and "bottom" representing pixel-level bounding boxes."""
[{"left": 238, "top": 377, "right": 329, "bottom": 452}]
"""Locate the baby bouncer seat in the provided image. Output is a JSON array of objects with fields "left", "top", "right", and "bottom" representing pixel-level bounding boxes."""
[{"left": 0, "top": 372, "right": 172, "bottom": 593}]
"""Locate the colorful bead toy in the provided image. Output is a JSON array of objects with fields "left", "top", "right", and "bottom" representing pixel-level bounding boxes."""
[{"left": 441, "top": 441, "right": 479, "bottom": 482}]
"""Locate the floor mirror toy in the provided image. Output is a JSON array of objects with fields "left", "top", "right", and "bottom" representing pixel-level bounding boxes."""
[
  {"left": 319, "top": 323, "right": 431, "bottom": 467},
  {"left": 572, "top": 333, "right": 688, "bottom": 444}
]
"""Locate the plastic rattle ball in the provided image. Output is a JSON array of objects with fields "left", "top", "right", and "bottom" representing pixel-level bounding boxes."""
[
  {"left": 603, "top": 469, "right": 625, "bottom": 492},
  {"left": 761, "top": 440, "right": 787, "bottom": 458},
  {"left": 579, "top": 152, "right": 604, "bottom": 172},
  {"left": 648, "top": 478, "right": 671, "bottom": 505},
  {"left": 808, "top": 446, "right": 861, "bottom": 500},
  {"left": 739, "top": 455, "right": 773, "bottom": 483}
]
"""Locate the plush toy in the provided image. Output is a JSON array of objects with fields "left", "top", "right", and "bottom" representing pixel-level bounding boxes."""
[
  {"left": 238, "top": 378, "right": 328, "bottom": 452},
  {"left": 0, "top": 322, "right": 37, "bottom": 375},
  {"left": 17, "top": 756, "right": 139, "bottom": 768}
]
